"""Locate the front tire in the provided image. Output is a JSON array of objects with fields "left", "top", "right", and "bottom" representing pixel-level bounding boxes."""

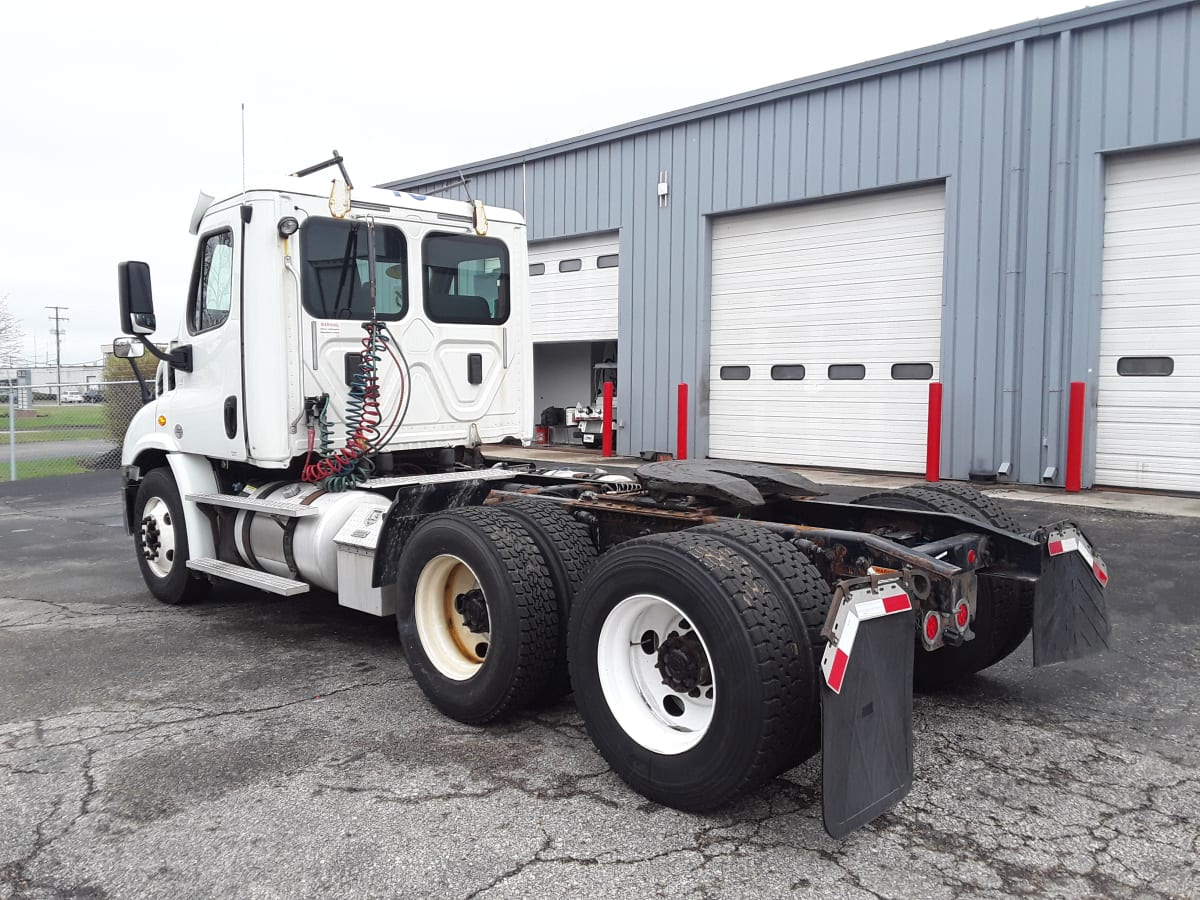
[
  {"left": 132, "top": 467, "right": 210, "bottom": 605},
  {"left": 569, "top": 531, "right": 813, "bottom": 811}
]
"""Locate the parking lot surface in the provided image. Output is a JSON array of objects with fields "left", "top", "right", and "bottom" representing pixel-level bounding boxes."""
[{"left": 2, "top": 472, "right": 1198, "bottom": 899}]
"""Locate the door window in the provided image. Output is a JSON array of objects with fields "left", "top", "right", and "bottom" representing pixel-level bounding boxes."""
[
  {"left": 188, "top": 230, "right": 234, "bottom": 333},
  {"left": 423, "top": 233, "right": 510, "bottom": 324}
]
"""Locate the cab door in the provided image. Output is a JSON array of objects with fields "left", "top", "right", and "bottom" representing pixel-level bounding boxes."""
[
  {"left": 398, "top": 231, "right": 517, "bottom": 438},
  {"left": 165, "top": 214, "right": 245, "bottom": 459}
]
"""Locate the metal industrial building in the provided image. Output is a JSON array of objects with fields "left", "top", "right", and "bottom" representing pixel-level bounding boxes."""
[{"left": 388, "top": 0, "right": 1200, "bottom": 491}]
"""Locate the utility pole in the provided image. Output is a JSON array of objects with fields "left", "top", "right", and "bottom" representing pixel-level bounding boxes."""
[{"left": 46, "top": 306, "right": 69, "bottom": 404}]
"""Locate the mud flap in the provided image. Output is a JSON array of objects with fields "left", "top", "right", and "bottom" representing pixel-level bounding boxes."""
[
  {"left": 1033, "top": 526, "right": 1111, "bottom": 666},
  {"left": 820, "top": 581, "right": 915, "bottom": 839}
]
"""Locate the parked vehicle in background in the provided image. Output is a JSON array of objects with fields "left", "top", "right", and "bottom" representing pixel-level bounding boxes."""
[
  {"left": 60, "top": 389, "right": 84, "bottom": 404},
  {"left": 84, "top": 387, "right": 104, "bottom": 403}
]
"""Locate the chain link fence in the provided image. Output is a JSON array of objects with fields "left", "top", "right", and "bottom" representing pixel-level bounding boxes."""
[{"left": 1, "top": 380, "right": 147, "bottom": 483}]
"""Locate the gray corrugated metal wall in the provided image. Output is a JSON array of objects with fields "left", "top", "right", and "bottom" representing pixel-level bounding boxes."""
[{"left": 390, "top": 0, "right": 1200, "bottom": 486}]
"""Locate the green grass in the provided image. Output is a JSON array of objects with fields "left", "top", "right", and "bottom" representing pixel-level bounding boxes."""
[
  {"left": 0, "top": 405, "right": 105, "bottom": 431},
  {"left": 10, "top": 428, "right": 109, "bottom": 444},
  {"left": 0, "top": 457, "right": 89, "bottom": 482}
]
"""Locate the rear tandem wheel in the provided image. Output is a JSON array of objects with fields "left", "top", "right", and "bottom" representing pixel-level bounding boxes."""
[
  {"left": 396, "top": 506, "right": 559, "bottom": 724},
  {"left": 852, "top": 485, "right": 1033, "bottom": 690},
  {"left": 568, "top": 530, "right": 816, "bottom": 811}
]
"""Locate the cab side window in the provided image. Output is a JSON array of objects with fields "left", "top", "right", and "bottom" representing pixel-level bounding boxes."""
[{"left": 189, "top": 230, "right": 234, "bottom": 333}]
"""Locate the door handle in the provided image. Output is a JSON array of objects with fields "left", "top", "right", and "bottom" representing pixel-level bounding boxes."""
[
  {"left": 224, "top": 396, "right": 238, "bottom": 439},
  {"left": 467, "top": 353, "right": 483, "bottom": 385}
]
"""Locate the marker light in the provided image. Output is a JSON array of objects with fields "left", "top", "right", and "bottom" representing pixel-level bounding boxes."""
[{"left": 277, "top": 216, "right": 299, "bottom": 238}]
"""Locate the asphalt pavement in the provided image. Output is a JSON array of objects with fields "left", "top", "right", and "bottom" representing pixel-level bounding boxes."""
[{"left": 1, "top": 471, "right": 1198, "bottom": 899}]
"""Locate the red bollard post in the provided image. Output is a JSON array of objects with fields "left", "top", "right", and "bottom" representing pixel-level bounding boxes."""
[
  {"left": 1066, "top": 381, "right": 1085, "bottom": 492},
  {"left": 925, "top": 381, "right": 943, "bottom": 483},
  {"left": 602, "top": 381, "right": 614, "bottom": 458},
  {"left": 676, "top": 383, "right": 688, "bottom": 461}
]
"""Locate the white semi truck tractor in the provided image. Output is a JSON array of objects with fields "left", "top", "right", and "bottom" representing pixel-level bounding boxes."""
[{"left": 113, "top": 154, "right": 1112, "bottom": 837}]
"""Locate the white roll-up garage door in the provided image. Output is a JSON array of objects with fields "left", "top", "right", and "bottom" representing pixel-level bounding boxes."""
[
  {"left": 1096, "top": 146, "right": 1200, "bottom": 492},
  {"left": 528, "top": 234, "right": 619, "bottom": 342},
  {"left": 708, "top": 185, "right": 945, "bottom": 473}
]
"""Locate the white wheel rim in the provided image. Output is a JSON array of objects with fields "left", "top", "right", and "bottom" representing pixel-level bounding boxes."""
[
  {"left": 597, "top": 593, "right": 716, "bottom": 755},
  {"left": 414, "top": 554, "right": 490, "bottom": 681},
  {"left": 139, "top": 496, "right": 177, "bottom": 579}
]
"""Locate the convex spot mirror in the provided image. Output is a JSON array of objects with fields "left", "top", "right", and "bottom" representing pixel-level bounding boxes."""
[
  {"left": 118, "top": 261, "right": 157, "bottom": 335},
  {"left": 112, "top": 337, "right": 145, "bottom": 359}
]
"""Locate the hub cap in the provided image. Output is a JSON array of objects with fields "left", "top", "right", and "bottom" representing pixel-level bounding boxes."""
[
  {"left": 597, "top": 594, "right": 716, "bottom": 755},
  {"left": 414, "top": 555, "right": 491, "bottom": 681},
  {"left": 139, "top": 497, "right": 176, "bottom": 579}
]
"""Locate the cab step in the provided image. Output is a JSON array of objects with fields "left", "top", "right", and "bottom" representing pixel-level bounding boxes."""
[
  {"left": 186, "top": 558, "right": 310, "bottom": 596},
  {"left": 184, "top": 492, "right": 320, "bottom": 517}
]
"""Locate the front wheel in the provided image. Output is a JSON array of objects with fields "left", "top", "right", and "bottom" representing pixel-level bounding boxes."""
[
  {"left": 132, "top": 467, "right": 210, "bottom": 605},
  {"left": 569, "top": 531, "right": 813, "bottom": 811}
]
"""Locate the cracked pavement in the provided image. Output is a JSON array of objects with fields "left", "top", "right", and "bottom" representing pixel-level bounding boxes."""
[{"left": 1, "top": 471, "right": 1198, "bottom": 898}]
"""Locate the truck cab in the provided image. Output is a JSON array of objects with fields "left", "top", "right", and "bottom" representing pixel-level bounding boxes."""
[{"left": 120, "top": 177, "right": 532, "bottom": 472}]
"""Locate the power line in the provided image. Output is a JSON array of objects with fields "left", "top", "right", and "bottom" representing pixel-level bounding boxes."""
[{"left": 46, "top": 306, "right": 69, "bottom": 403}]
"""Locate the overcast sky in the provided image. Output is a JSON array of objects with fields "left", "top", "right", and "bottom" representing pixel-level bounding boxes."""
[{"left": 0, "top": 0, "right": 1089, "bottom": 368}]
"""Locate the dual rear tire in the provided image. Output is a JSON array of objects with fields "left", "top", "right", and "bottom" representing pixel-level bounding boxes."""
[
  {"left": 395, "top": 502, "right": 594, "bottom": 724},
  {"left": 569, "top": 529, "right": 828, "bottom": 811},
  {"left": 852, "top": 484, "right": 1032, "bottom": 690},
  {"left": 397, "top": 510, "right": 830, "bottom": 811}
]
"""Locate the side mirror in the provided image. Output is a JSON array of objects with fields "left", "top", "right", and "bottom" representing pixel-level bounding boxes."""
[
  {"left": 112, "top": 337, "right": 145, "bottom": 359},
  {"left": 118, "top": 261, "right": 157, "bottom": 335}
]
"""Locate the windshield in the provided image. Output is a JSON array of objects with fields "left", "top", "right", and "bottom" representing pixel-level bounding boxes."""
[{"left": 299, "top": 218, "right": 407, "bottom": 320}]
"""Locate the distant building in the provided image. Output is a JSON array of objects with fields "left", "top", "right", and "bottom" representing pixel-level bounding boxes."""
[{"left": 0, "top": 362, "right": 105, "bottom": 400}]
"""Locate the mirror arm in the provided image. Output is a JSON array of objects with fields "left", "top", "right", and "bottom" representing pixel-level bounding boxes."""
[
  {"left": 136, "top": 337, "right": 193, "bottom": 374},
  {"left": 125, "top": 358, "right": 153, "bottom": 404}
]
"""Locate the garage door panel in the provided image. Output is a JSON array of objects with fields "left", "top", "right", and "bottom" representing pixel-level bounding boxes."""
[
  {"left": 528, "top": 234, "right": 619, "bottom": 342},
  {"left": 1102, "top": 254, "right": 1200, "bottom": 282},
  {"left": 711, "top": 214, "right": 946, "bottom": 258},
  {"left": 710, "top": 303, "right": 941, "bottom": 334},
  {"left": 1096, "top": 145, "right": 1200, "bottom": 491},
  {"left": 709, "top": 186, "right": 945, "bottom": 474},
  {"left": 1108, "top": 150, "right": 1200, "bottom": 183}
]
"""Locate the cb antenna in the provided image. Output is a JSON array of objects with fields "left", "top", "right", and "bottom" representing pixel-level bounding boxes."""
[
  {"left": 240, "top": 103, "right": 247, "bottom": 203},
  {"left": 456, "top": 169, "right": 474, "bottom": 203}
]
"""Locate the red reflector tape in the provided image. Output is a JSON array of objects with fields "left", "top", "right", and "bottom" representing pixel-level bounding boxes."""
[
  {"left": 1093, "top": 561, "right": 1109, "bottom": 585},
  {"left": 882, "top": 593, "right": 912, "bottom": 614},
  {"left": 1048, "top": 540, "right": 1065, "bottom": 556},
  {"left": 827, "top": 648, "right": 849, "bottom": 693}
]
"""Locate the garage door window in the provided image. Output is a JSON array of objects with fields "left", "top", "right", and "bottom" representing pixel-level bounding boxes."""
[
  {"left": 720, "top": 366, "right": 751, "bottom": 380},
  {"left": 529, "top": 263, "right": 546, "bottom": 276},
  {"left": 828, "top": 364, "right": 866, "bottom": 380},
  {"left": 1117, "top": 356, "right": 1174, "bottom": 376},
  {"left": 559, "top": 258, "right": 582, "bottom": 273},
  {"left": 597, "top": 254, "right": 619, "bottom": 269},
  {"left": 771, "top": 365, "right": 806, "bottom": 380},
  {"left": 891, "top": 363, "right": 934, "bottom": 380}
]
